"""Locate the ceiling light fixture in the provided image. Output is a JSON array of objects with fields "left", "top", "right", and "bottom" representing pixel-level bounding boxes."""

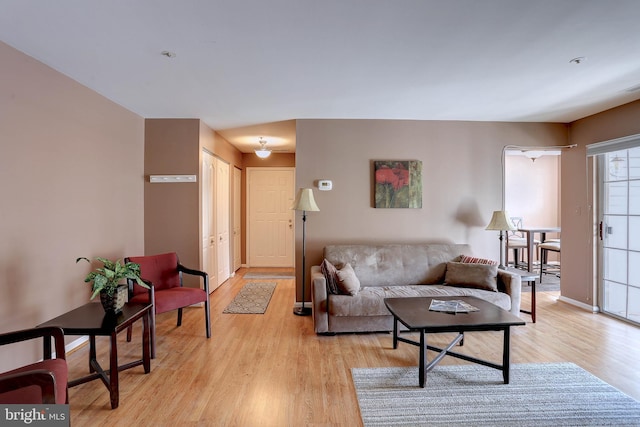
[{"left": 255, "top": 138, "right": 271, "bottom": 159}]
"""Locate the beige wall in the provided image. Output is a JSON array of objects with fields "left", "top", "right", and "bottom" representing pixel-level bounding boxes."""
[
  {"left": 294, "top": 119, "right": 568, "bottom": 302},
  {"left": 562, "top": 99, "right": 640, "bottom": 306},
  {"left": 144, "top": 119, "right": 201, "bottom": 272},
  {"left": 0, "top": 42, "right": 144, "bottom": 371},
  {"left": 144, "top": 119, "right": 245, "bottom": 284}
]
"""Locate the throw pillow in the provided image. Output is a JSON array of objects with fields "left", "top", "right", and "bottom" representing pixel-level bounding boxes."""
[
  {"left": 444, "top": 261, "right": 498, "bottom": 292},
  {"left": 335, "top": 263, "right": 361, "bottom": 296},
  {"left": 460, "top": 254, "right": 499, "bottom": 266},
  {"left": 321, "top": 259, "right": 339, "bottom": 294}
]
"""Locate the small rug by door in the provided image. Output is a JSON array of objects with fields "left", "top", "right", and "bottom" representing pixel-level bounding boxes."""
[
  {"left": 351, "top": 362, "right": 640, "bottom": 426},
  {"left": 223, "top": 282, "right": 276, "bottom": 314},
  {"left": 243, "top": 272, "right": 295, "bottom": 279}
]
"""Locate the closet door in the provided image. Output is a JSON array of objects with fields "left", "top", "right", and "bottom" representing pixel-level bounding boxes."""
[
  {"left": 216, "top": 158, "right": 231, "bottom": 286},
  {"left": 233, "top": 167, "right": 242, "bottom": 271},
  {"left": 201, "top": 150, "right": 217, "bottom": 289}
]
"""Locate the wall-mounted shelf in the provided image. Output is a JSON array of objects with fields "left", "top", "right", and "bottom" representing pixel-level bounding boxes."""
[{"left": 149, "top": 175, "right": 197, "bottom": 183}]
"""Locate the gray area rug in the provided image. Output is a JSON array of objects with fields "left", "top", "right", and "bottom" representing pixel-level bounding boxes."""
[
  {"left": 223, "top": 282, "right": 276, "bottom": 314},
  {"left": 352, "top": 363, "right": 640, "bottom": 426},
  {"left": 243, "top": 272, "right": 295, "bottom": 279}
]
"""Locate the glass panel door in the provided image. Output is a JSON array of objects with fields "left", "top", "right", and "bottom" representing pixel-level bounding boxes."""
[{"left": 601, "top": 147, "right": 640, "bottom": 324}]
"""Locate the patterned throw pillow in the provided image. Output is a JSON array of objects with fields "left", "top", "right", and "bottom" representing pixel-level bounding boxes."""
[
  {"left": 460, "top": 254, "right": 499, "bottom": 266},
  {"left": 321, "top": 259, "right": 339, "bottom": 294}
]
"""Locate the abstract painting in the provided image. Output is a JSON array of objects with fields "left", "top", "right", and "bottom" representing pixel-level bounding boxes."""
[{"left": 374, "top": 160, "right": 422, "bottom": 208}]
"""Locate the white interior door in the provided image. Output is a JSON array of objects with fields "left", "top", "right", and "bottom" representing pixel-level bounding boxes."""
[
  {"left": 201, "top": 150, "right": 217, "bottom": 290},
  {"left": 233, "top": 167, "right": 242, "bottom": 271},
  {"left": 216, "top": 158, "right": 230, "bottom": 286},
  {"left": 247, "top": 167, "right": 295, "bottom": 267}
]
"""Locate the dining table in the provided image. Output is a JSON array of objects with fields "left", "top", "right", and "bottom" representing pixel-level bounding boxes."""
[{"left": 517, "top": 226, "right": 561, "bottom": 272}]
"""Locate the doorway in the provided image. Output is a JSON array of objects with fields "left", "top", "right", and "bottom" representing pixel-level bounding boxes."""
[
  {"left": 504, "top": 152, "right": 561, "bottom": 268},
  {"left": 246, "top": 167, "right": 295, "bottom": 267}
]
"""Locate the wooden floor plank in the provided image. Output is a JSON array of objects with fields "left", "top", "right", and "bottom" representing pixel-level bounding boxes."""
[{"left": 65, "top": 269, "right": 640, "bottom": 426}]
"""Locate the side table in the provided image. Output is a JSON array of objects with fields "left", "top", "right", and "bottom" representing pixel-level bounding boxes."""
[
  {"left": 37, "top": 302, "right": 152, "bottom": 409},
  {"left": 501, "top": 266, "right": 538, "bottom": 323}
]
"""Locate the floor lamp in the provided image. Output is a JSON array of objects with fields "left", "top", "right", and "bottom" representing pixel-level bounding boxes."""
[
  {"left": 486, "top": 210, "right": 516, "bottom": 269},
  {"left": 292, "top": 188, "right": 320, "bottom": 316}
]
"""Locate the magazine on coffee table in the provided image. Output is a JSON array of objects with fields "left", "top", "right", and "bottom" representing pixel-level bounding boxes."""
[{"left": 429, "top": 299, "right": 479, "bottom": 314}]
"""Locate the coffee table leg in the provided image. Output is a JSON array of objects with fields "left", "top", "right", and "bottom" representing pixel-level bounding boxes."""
[
  {"left": 419, "top": 330, "right": 426, "bottom": 388},
  {"left": 503, "top": 327, "right": 511, "bottom": 384},
  {"left": 109, "top": 331, "right": 119, "bottom": 409},
  {"left": 392, "top": 316, "right": 398, "bottom": 349}
]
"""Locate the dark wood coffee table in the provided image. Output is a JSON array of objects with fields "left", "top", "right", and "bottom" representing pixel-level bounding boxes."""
[
  {"left": 384, "top": 296, "right": 525, "bottom": 387},
  {"left": 37, "top": 302, "right": 152, "bottom": 409}
]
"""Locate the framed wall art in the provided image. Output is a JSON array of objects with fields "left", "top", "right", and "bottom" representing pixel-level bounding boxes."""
[{"left": 374, "top": 160, "right": 422, "bottom": 208}]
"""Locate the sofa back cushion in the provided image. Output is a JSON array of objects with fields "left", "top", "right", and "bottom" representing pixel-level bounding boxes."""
[{"left": 323, "top": 244, "right": 471, "bottom": 287}]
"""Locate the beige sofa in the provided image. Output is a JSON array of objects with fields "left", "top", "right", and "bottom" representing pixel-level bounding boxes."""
[{"left": 310, "top": 243, "right": 521, "bottom": 334}]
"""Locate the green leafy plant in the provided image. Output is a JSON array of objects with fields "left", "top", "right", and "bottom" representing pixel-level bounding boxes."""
[{"left": 76, "top": 257, "right": 149, "bottom": 299}]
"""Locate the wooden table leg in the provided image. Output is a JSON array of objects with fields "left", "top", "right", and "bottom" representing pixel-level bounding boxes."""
[
  {"left": 392, "top": 316, "right": 398, "bottom": 349},
  {"left": 143, "top": 308, "right": 151, "bottom": 374},
  {"left": 89, "top": 335, "right": 97, "bottom": 373},
  {"left": 531, "top": 280, "right": 537, "bottom": 323},
  {"left": 503, "top": 327, "right": 511, "bottom": 384},
  {"left": 419, "top": 330, "right": 426, "bottom": 388},
  {"left": 109, "top": 331, "right": 119, "bottom": 409}
]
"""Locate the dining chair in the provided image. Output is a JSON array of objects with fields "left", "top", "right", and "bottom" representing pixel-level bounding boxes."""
[
  {"left": 125, "top": 252, "right": 211, "bottom": 358},
  {"left": 0, "top": 326, "right": 68, "bottom": 404},
  {"left": 539, "top": 240, "right": 561, "bottom": 282},
  {"left": 505, "top": 217, "right": 540, "bottom": 269}
]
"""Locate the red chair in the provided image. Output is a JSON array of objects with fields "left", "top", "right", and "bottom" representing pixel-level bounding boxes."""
[
  {"left": 125, "top": 252, "right": 210, "bottom": 358},
  {"left": 0, "top": 327, "right": 68, "bottom": 404}
]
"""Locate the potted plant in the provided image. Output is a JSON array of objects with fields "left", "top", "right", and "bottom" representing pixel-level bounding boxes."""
[{"left": 76, "top": 257, "right": 149, "bottom": 313}]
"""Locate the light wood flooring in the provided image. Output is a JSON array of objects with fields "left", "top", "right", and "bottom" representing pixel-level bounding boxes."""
[{"left": 67, "top": 268, "right": 640, "bottom": 426}]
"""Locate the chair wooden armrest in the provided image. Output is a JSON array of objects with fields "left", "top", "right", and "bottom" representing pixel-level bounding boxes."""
[
  {"left": 178, "top": 264, "right": 210, "bottom": 293},
  {"left": 0, "top": 326, "right": 67, "bottom": 404}
]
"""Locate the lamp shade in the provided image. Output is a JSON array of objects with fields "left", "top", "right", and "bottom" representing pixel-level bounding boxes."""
[
  {"left": 485, "top": 210, "right": 516, "bottom": 231},
  {"left": 291, "top": 188, "right": 320, "bottom": 211}
]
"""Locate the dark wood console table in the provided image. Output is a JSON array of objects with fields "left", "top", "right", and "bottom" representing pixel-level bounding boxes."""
[{"left": 38, "top": 302, "right": 152, "bottom": 409}]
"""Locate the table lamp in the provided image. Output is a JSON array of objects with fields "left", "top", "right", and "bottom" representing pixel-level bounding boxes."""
[{"left": 486, "top": 210, "right": 516, "bottom": 269}]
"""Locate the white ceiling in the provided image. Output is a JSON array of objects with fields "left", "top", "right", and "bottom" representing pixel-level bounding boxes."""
[{"left": 2, "top": 1, "right": 640, "bottom": 153}]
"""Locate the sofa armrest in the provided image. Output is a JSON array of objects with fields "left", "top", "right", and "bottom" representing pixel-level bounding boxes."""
[
  {"left": 497, "top": 269, "right": 522, "bottom": 316},
  {"left": 310, "top": 266, "right": 330, "bottom": 333}
]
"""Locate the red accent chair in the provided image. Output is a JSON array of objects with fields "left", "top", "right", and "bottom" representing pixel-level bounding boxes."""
[
  {"left": 0, "top": 327, "right": 68, "bottom": 404},
  {"left": 125, "top": 252, "right": 210, "bottom": 358}
]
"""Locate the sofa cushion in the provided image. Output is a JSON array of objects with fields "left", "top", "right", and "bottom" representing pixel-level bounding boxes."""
[
  {"left": 328, "top": 285, "right": 510, "bottom": 317},
  {"left": 336, "top": 263, "right": 361, "bottom": 295},
  {"left": 444, "top": 262, "right": 498, "bottom": 292},
  {"left": 321, "top": 259, "right": 340, "bottom": 294},
  {"left": 460, "top": 254, "right": 498, "bottom": 266}
]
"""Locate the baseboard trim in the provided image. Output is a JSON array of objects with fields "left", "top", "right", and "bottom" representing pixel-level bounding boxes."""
[{"left": 557, "top": 295, "right": 600, "bottom": 313}]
